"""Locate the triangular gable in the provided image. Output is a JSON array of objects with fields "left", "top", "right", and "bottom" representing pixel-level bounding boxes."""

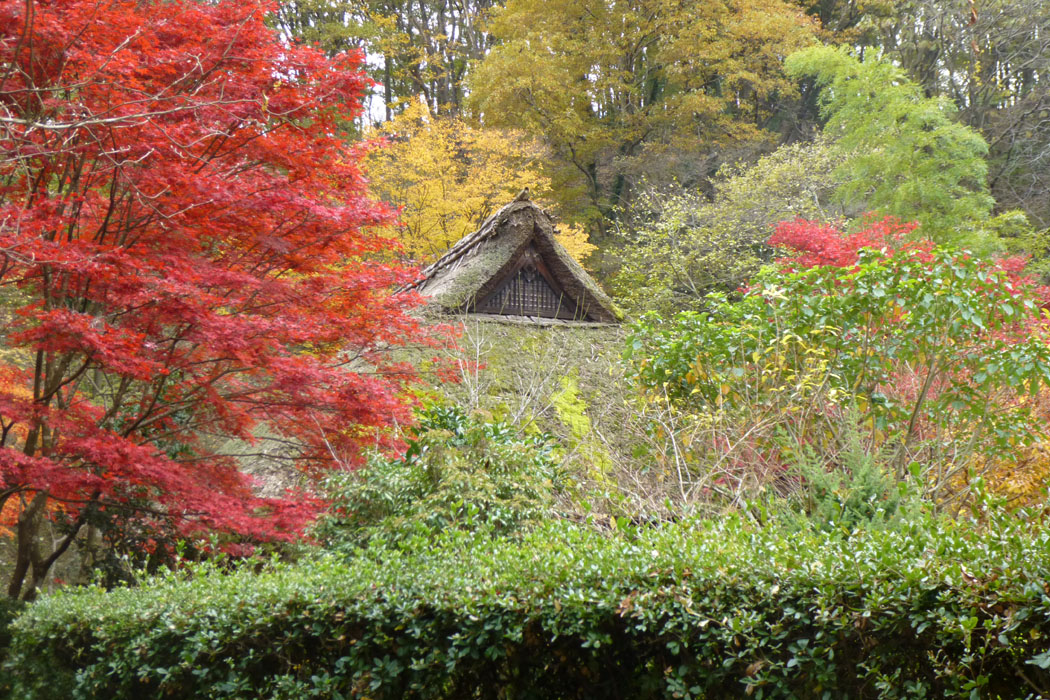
[
  {"left": 408, "top": 200, "right": 621, "bottom": 324},
  {"left": 471, "top": 244, "right": 592, "bottom": 320}
]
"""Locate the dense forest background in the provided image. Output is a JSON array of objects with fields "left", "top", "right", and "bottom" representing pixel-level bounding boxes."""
[{"left": 272, "top": 0, "right": 1050, "bottom": 285}]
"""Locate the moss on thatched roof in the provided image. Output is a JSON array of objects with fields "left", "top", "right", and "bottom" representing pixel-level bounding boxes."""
[{"left": 407, "top": 200, "right": 622, "bottom": 323}]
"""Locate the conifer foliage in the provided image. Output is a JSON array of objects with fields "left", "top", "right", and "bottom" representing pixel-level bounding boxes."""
[{"left": 0, "top": 0, "right": 428, "bottom": 599}]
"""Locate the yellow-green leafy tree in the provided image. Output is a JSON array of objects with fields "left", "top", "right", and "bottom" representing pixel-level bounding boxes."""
[
  {"left": 468, "top": 0, "right": 817, "bottom": 235},
  {"left": 367, "top": 99, "right": 595, "bottom": 263},
  {"left": 612, "top": 138, "right": 849, "bottom": 315},
  {"left": 785, "top": 45, "right": 997, "bottom": 248}
]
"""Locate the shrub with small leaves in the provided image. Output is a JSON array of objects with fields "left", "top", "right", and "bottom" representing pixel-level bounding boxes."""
[
  {"left": 0, "top": 598, "right": 24, "bottom": 697},
  {"left": 316, "top": 405, "right": 562, "bottom": 548}
]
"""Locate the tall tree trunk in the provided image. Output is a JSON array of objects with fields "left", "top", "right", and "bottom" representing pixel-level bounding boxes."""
[
  {"left": 384, "top": 56, "right": 393, "bottom": 122},
  {"left": 7, "top": 492, "right": 46, "bottom": 600}
]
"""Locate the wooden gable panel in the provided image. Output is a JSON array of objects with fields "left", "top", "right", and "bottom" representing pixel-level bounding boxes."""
[{"left": 472, "top": 245, "right": 591, "bottom": 320}]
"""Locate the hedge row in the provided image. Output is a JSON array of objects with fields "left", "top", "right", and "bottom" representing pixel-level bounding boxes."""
[{"left": 7, "top": 511, "right": 1050, "bottom": 699}]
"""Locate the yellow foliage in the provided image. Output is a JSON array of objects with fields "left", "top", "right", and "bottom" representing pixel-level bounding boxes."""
[
  {"left": 469, "top": 0, "right": 816, "bottom": 228},
  {"left": 0, "top": 365, "right": 30, "bottom": 400},
  {"left": 551, "top": 373, "right": 613, "bottom": 480},
  {"left": 366, "top": 99, "right": 595, "bottom": 264},
  {"left": 971, "top": 442, "right": 1050, "bottom": 509},
  {"left": 0, "top": 500, "right": 18, "bottom": 539},
  {"left": 550, "top": 220, "right": 596, "bottom": 268}
]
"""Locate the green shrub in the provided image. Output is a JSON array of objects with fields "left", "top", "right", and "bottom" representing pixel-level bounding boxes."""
[
  {"left": 316, "top": 405, "right": 562, "bottom": 548},
  {"left": 0, "top": 598, "right": 24, "bottom": 697},
  {"left": 623, "top": 241, "right": 1050, "bottom": 506},
  {"left": 8, "top": 508, "right": 1050, "bottom": 698},
  {"left": 773, "top": 418, "right": 925, "bottom": 534}
]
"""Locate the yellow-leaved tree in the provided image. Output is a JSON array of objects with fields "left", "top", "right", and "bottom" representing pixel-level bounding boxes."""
[
  {"left": 468, "top": 0, "right": 817, "bottom": 236},
  {"left": 366, "top": 99, "right": 595, "bottom": 264}
]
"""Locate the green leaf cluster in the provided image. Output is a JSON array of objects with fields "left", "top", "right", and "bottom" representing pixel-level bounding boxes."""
[{"left": 612, "top": 138, "right": 848, "bottom": 315}]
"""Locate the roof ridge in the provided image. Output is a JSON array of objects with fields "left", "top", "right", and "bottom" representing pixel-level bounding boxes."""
[{"left": 408, "top": 200, "right": 538, "bottom": 290}]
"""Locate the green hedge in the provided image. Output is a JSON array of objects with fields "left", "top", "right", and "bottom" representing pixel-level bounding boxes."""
[
  {"left": 0, "top": 597, "right": 24, "bottom": 698},
  {"left": 7, "top": 511, "right": 1050, "bottom": 699}
]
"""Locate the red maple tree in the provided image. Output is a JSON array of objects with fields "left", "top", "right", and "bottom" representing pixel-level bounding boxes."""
[
  {"left": 0, "top": 0, "right": 433, "bottom": 599},
  {"left": 768, "top": 216, "right": 920, "bottom": 269},
  {"left": 769, "top": 216, "right": 1050, "bottom": 304}
]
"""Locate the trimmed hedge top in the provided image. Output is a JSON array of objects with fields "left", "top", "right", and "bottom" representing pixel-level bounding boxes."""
[{"left": 8, "top": 510, "right": 1050, "bottom": 699}]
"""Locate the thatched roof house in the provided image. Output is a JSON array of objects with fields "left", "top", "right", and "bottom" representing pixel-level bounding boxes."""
[{"left": 408, "top": 199, "right": 621, "bottom": 324}]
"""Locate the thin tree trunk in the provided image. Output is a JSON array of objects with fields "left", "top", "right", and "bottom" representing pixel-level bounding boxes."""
[{"left": 7, "top": 491, "right": 46, "bottom": 599}]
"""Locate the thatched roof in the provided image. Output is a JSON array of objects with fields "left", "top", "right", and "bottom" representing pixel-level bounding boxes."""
[{"left": 407, "top": 200, "right": 621, "bottom": 324}]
